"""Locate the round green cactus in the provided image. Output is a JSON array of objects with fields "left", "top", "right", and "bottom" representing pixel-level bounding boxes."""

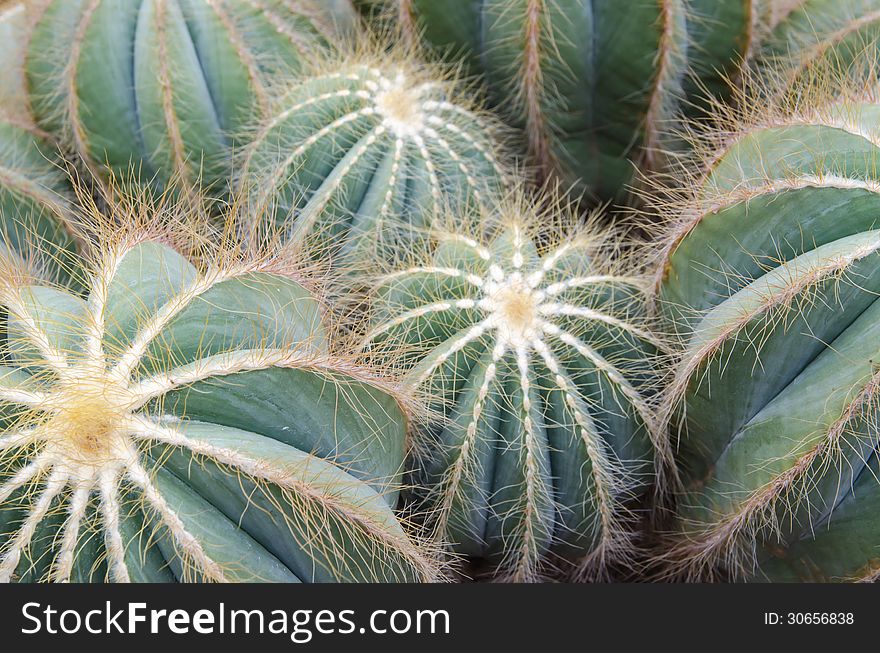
[
  {"left": 0, "top": 193, "right": 436, "bottom": 583},
  {"left": 0, "top": 117, "right": 80, "bottom": 284},
  {"left": 24, "top": 0, "right": 357, "bottom": 193},
  {"left": 656, "top": 78, "right": 880, "bottom": 581},
  {"left": 376, "top": 0, "right": 767, "bottom": 200},
  {"left": 360, "top": 192, "right": 668, "bottom": 580},
  {"left": 238, "top": 50, "right": 508, "bottom": 266}
]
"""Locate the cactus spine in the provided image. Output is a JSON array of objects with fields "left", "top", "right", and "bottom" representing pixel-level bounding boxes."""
[
  {"left": 656, "top": 70, "right": 880, "bottom": 581},
  {"left": 239, "top": 48, "right": 508, "bottom": 266},
  {"left": 361, "top": 191, "right": 668, "bottom": 580},
  {"left": 24, "top": 0, "right": 356, "bottom": 193},
  {"left": 0, "top": 187, "right": 436, "bottom": 582}
]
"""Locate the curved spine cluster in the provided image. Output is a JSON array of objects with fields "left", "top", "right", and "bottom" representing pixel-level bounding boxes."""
[
  {"left": 0, "top": 117, "right": 81, "bottom": 284},
  {"left": 758, "top": 0, "right": 880, "bottom": 95}
]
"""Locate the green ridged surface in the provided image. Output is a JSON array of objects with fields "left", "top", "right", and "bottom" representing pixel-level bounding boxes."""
[
  {"left": 25, "top": 0, "right": 355, "bottom": 192},
  {"left": 0, "top": 241, "right": 428, "bottom": 583},
  {"left": 364, "top": 222, "right": 658, "bottom": 578},
  {"left": 0, "top": 3, "right": 28, "bottom": 124},
  {"left": 660, "top": 98, "right": 880, "bottom": 582}
]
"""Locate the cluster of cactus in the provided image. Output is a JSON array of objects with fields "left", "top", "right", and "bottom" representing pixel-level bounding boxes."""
[{"left": 4, "top": 0, "right": 880, "bottom": 584}]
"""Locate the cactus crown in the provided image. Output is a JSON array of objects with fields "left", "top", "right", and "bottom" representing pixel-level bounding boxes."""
[
  {"left": 238, "top": 39, "right": 509, "bottom": 268},
  {"left": 0, "top": 182, "right": 438, "bottom": 583},
  {"left": 360, "top": 189, "right": 670, "bottom": 581}
]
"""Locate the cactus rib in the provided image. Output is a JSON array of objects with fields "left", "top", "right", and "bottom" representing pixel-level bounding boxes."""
[{"left": 24, "top": 0, "right": 353, "bottom": 192}]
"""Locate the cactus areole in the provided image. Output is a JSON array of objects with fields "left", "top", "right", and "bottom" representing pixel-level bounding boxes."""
[{"left": 0, "top": 237, "right": 433, "bottom": 583}]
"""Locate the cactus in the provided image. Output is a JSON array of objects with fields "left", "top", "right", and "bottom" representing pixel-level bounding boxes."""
[
  {"left": 360, "top": 191, "right": 668, "bottom": 580},
  {"left": 0, "top": 187, "right": 437, "bottom": 582},
  {"left": 758, "top": 0, "right": 880, "bottom": 94},
  {"left": 375, "top": 0, "right": 768, "bottom": 200},
  {"left": 0, "top": 117, "right": 81, "bottom": 285},
  {"left": 655, "top": 70, "right": 880, "bottom": 581},
  {"left": 24, "top": 0, "right": 357, "bottom": 193},
  {"left": 238, "top": 46, "right": 508, "bottom": 266}
]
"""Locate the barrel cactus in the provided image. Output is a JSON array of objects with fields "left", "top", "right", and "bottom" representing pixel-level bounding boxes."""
[
  {"left": 0, "top": 192, "right": 436, "bottom": 583},
  {"left": 0, "top": 117, "right": 81, "bottom": 284},
  {"left": 24, "top": 0, "right": 357, "bottom": 194},
  {"left": 360, "top": 191, "right": 668, "bottom": 580},
  {"left": 373, "top": 0, "right": 769, "bottom": 200},
  {"left": 656, "top": 73, "right": 880, "bottom": 581},
  {"left": 238, "top": 47, "right": 508, "bottom": 267}
]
